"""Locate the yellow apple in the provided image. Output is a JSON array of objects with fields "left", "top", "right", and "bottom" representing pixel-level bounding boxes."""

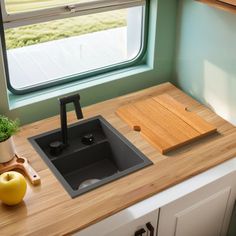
[{"left": 0, "top": 171, "right": 27, "bottom": 206}]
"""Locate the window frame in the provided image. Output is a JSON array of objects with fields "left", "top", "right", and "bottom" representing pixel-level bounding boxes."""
[
  {"left": 2, "top": 0, "right": 146, "bottom": 28},
  {"left": 0, "top": 0, "right": 149, "bottom": 95}
]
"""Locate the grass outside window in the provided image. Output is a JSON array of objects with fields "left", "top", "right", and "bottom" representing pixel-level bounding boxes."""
[{"left": 5, "top": 0, "right": 127, "bottom": 49}]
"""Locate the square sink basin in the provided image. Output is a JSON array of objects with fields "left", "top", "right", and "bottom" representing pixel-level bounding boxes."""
[{"left": 29, "top": 116, "right": 152, "bottom": 198}]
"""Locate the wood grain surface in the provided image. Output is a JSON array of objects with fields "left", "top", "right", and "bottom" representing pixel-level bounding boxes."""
[
  {"left": 116, "top": 94, "right": 217, "bottom": 154},
  {"left": 0, "top": 83, "right": 236, "bottom": 236},
  {"left": 196, "top": 0, "right": 236, "bottom": 14},
  {"left": 218, "top": 0, "right": 236, "bottom": 6}
]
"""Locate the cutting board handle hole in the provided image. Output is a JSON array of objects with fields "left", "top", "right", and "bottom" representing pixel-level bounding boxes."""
[{"left": 133, "top": 125, "right": 141, "bottom": 132}]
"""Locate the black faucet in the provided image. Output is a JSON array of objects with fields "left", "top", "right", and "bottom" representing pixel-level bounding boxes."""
[
  {"left": 49, "top": 94, "right": 83, "bottom": 156},
  {"left": 60, "top": 94, "right": 83, "bottom": 146}
]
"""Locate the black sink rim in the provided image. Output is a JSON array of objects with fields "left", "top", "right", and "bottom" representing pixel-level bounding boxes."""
[{"left": 29, "top": 115, "right": 153, "bottom": 198}]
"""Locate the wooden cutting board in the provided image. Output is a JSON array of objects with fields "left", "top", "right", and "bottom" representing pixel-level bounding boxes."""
[{"left": 116, "top": 94, "right": 217, "bottom": 154}]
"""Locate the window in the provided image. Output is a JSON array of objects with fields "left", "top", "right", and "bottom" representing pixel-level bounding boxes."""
[{"left": 0, "top": 0, "right": 148, "bottom": 94}]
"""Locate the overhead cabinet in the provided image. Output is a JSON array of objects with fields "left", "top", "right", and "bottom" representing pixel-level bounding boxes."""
[
  {"left": 218, "top": 0, "right": 236, "bottom": 6},
  {"left": 196, "top": 0, "right": 236, "bottom": 14}
]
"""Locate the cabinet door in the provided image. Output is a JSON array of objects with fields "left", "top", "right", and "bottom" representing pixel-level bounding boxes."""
[
  {"left": 104, "top": 210, "right": 158, "bottom": 236},
  {"left": 158, "top": 172, "right": 236, "bottom": 236}
]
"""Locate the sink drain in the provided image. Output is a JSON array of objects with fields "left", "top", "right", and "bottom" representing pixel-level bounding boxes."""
[{"left": 78, "top": 179, "right": 100, "bottom": 189}]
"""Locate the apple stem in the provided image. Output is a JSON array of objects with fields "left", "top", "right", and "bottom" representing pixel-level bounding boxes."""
[{"left": 6, "top": 173, "right": 10, "bottom": 181}]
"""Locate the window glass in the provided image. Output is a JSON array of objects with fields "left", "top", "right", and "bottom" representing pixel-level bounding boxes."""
[{"left": 4, "top": 6, "right": 144, "bottom": 91}]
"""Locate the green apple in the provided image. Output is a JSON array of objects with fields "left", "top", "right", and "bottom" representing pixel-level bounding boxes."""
[{"left": 0, "top": 171, "right": 27, "bottom": 206}]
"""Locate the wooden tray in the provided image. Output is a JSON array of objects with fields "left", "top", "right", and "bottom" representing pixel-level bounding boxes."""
[
  {"left": 0, "top": 154, "right": 41, "bottom": 185},
  {"left": 116, "top": 94, "right": 217, "bottom": 154}
]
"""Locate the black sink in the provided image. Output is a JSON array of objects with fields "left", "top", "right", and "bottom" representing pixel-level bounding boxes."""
[{"left": 29, "top": 116, "right": 152, "bottom": 198}]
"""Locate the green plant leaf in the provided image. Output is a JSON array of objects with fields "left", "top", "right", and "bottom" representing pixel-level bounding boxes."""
[{"left": 0, "top": 116, "right": 19, "bottom": 142}]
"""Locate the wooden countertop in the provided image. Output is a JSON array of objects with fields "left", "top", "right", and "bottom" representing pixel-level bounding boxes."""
[{"left": 1, "top": 82, "right": 236, "bottom": 235}]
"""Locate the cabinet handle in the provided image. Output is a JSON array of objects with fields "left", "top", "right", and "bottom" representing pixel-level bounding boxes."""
[
  {"left": 134, "top": 228, "right": 146, "bottom": 236},
  {"left": 146, "top": 222, "right": 154, "bottom": 236}
]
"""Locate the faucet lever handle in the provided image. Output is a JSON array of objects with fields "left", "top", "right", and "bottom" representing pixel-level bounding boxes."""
[{"left": 73, "top": 98, "right": 83, "bottom": 120}]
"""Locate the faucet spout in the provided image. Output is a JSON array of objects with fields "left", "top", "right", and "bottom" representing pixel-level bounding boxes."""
[{"left": 59, "top": 94, "right": 83, "bottom": 146}]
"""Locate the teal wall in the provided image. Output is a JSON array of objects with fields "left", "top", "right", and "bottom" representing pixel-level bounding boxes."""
[
  {"left": 174, "top": 0, "right": 236, "bottom": 125},
  {"left": 0, "top": 0, "right": 178, "bottom": 125}
]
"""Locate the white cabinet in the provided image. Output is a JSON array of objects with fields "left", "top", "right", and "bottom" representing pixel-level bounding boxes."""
[
  {"left": 158, "top": 172, "right": 236, "bottom": 236},
  {"left": 104, "top": 210, "right": 158, "bottom": 236},
  {"left": 76, "top": 210, "right": 158, "bottom": 236}
]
